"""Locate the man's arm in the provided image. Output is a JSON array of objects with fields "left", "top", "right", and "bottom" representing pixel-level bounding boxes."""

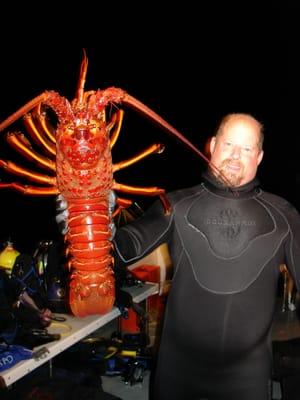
[
  {"left": 283, "top": 202, "right": 300, "bottom": 292},
  {"left": 55, "top": 192, "right": 173, "bottom": 265},
  {"left": 113, "top": 198, "right": 173, "bottom": 265}
]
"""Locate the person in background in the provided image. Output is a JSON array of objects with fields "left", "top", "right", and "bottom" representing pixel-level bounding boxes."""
[{"left": 111, "top": 113, "right": 300, "bottom": 400}]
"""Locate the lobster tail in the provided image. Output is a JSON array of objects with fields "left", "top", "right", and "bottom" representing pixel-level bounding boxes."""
[{"left": 66, "top": 197, "right": 115, "bottom": 316}]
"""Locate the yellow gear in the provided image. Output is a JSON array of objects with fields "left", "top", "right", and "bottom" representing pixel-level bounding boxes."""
[{"left": 0, "top": 241, "right": 20, "bottom": 274}]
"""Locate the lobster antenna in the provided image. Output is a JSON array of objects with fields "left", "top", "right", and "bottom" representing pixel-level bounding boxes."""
[{"left": 76, "top": 49, "right": 88, "bottom": 105}]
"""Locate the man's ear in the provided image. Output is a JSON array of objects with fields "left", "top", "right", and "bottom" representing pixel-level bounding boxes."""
[
  {"left": 210, "top": 136, "right": 216, "bottom": 154},
  {"left": 257, "top": 150, "right": 264, "bottom": 166}
]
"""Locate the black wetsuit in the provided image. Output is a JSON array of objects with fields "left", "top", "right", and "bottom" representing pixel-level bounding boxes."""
[{"left": 113, "top": 172, "right": 300, "bottom": 400}]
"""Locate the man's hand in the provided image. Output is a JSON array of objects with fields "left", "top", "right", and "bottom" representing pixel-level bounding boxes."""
[
  {"left": 18, "top": 290, "right": 52, "bottom": 327},
  {"left": 39, "top": 308, "right": 52, "bottom": 327},
  {"left": 108, "top": 190, "right": 117, "bottom": 239},
  {"left": 55, "top": 194, "right": 69, "bottom": 235}
]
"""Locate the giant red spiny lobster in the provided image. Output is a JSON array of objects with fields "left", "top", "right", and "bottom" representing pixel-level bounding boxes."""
[{"left": 0, "top": 52, "right": 212, "bottom": 317}]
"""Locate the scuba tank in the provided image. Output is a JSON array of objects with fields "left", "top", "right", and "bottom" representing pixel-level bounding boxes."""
[{"left": 33, "top": 240, "right": 69, "bottom": 313}]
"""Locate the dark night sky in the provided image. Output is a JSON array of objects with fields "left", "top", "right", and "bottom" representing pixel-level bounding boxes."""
[{"left": 0, "top": 7, "right": 298, "bottom": 253}]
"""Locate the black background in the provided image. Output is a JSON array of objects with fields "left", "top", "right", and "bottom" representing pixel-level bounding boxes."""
[{"left": 0, "top": 6, "right": 298, "bottom": 254}]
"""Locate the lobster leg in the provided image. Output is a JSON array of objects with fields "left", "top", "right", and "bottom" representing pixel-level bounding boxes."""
[
  {"left": 113, "top": 182, "right": 165, "bottom": 197},
  {"left": 6, "top": 132, "right": 56, "bottom": 171},
  {"left": 112, "top": 197, "right": 134, "bottom": 217},
  {"left": 113, "top": 143, "right": 164, "bottom": 172},
  {"left": 0, "top": 182, "right": 58, "bottom": 195},
  {"left": 32, "top": 104, "right": 56, "bottom": 144},
  {"left": 109, "top": 110, "right": 124, "bottom": 149},
  {"left": 23, "top": 113, "right": 56, "bottom": 156},
  {"left": 0, "top": 93, "right": 50, "bottom": 132},
  {"left": 113, "top": 182, "right": 171, "bottom": 213},
  {"left": 0, "top": 159, "right": 56, "bottom": 185}
]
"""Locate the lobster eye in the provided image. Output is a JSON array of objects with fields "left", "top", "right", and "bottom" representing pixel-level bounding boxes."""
[{"left": 72, "top": 128, "right": 91, "bottom": 140}]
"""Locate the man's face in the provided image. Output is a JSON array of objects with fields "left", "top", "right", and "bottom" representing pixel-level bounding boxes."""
[{"left": 210, "top": 118, "right": 263, "bottom": 187}]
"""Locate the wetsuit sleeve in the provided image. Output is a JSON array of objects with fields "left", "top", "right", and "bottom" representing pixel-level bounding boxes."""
[
  {"left": 113, "top": 199, "right": 172, "bottom": 265},
  {"left": 283, "top": 203, "right": 300, "bottom": 291}
]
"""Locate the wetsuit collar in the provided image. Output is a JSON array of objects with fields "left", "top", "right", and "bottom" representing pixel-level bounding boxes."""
[{"left": 201, "top": 170, "right": 261, "bottom": 199}]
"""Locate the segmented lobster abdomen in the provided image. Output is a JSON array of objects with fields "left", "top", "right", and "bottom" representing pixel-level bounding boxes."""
[{"left": 66, "top": 196, "right": 115, "bottom": 316}]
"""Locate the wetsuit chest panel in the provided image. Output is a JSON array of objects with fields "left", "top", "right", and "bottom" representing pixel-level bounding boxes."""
[
  {"left": 175, "top": 193, "right": 288, "bottom": 293},
  {"left": 188, "top": 195, "right": 273, "bottom": 258}
]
